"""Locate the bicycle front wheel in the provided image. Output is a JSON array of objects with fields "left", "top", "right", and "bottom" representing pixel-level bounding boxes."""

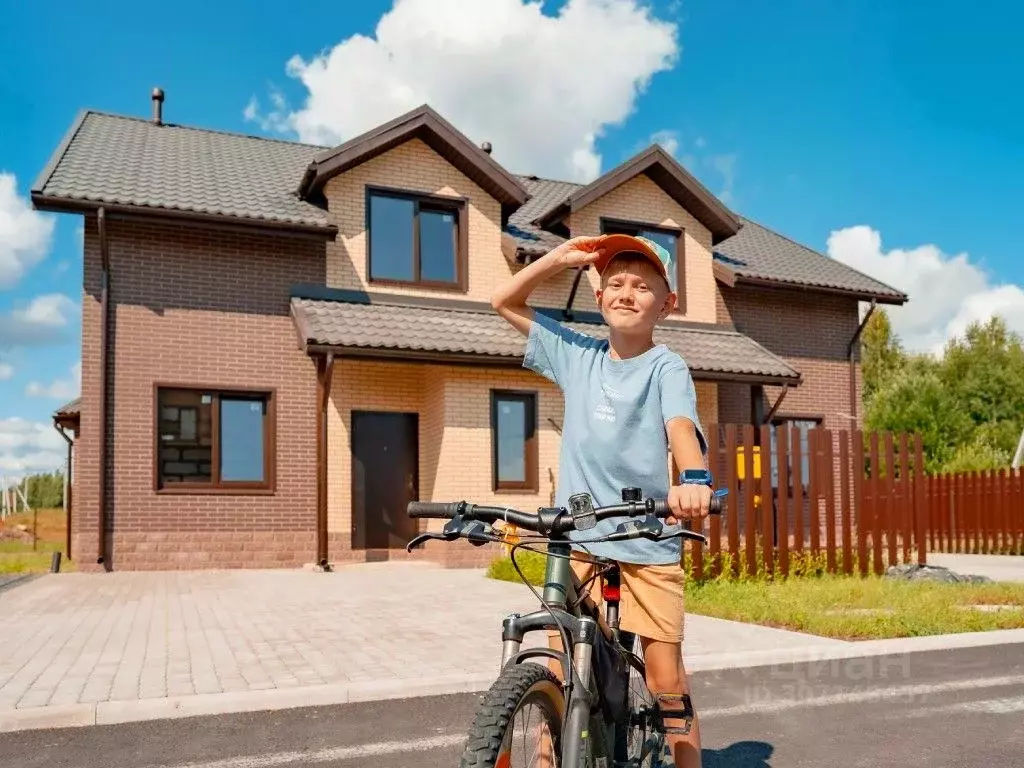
[{"left": 459, "top": 662, "right": 565, "bottom": 767}]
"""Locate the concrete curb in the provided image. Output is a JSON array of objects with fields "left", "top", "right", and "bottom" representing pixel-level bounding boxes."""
[{"left": 2, "top": 628, "right": 1024, "bottom": 735}]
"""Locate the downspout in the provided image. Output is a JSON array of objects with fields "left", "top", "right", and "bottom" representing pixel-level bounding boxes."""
[
  {"left": 316, "top": 352, "right": 335, "bottom": 569},
  {"left": 97, "top": 207, "right": 111, "bottom": 566},
  {"left": 562, "top": 267, "right": 586, "bottom": 320},
  {"left": 54, "top": 424, "right": 73, "bottom": 560},
  {"left": 847, "top": 299, "right": 877, "bottom": 428}
]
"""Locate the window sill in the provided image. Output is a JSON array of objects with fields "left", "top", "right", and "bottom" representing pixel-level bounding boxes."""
[
  {"left": 156, "top": 486, "right": 276, "bottom": 496},
  {"left": 368, "top": 277, "right": 467, "bottom": 292},
  {"left": 493, "top": 487, "right": 540, "bottom": 495}
]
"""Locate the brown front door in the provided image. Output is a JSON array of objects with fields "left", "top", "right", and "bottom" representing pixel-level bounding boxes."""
[{"left": 351, "top": 411, "right": 419, "bottom": 550}]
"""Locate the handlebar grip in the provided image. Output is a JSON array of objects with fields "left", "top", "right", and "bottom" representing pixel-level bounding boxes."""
[
  {"left": 649, "top": 496, "right": 723, "bottom": 516},
  {"left": 407, "top": 502, "right": 461, "bottom": 519}
]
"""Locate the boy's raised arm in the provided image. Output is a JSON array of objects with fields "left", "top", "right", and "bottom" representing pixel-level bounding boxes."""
[{"left": 490, "top": 236, "right": 605, "bottom": 336}]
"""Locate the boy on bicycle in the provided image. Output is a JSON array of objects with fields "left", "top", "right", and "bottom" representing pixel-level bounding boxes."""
[{"left": 491, "top": 233, "right": 713, "bottom": 768}]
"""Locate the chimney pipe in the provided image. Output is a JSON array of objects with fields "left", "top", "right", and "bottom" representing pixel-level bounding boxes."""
[
  {"left": 152, "top": 87, "right": 165, "bottom": 125},
  {"left": 481, "top": 141, "right": 492, "bottom": 155}
]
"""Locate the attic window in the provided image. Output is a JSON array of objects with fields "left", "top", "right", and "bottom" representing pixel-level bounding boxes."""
[{"left": 367, "top": 187, "right": 468, "bottom": 291}]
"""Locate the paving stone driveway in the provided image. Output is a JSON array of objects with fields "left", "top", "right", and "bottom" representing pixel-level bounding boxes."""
[{"left": 0, "top": 563, "right": 843, "bottom": 713}]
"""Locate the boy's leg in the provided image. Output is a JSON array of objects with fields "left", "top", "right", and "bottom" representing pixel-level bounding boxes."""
[{"left": 619, "top": 562, "right": 701, "bottom": 768}]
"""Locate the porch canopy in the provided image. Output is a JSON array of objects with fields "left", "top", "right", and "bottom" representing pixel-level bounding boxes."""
[{"left": 290, "top": 286, "right": 801, "bottom": 386}]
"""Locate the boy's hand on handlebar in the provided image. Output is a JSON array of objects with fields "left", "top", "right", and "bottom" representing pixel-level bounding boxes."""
[{"left": 666, "top": 483, "right": 712, "bottom": 525}]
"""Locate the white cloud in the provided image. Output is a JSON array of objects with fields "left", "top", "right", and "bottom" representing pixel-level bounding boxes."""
[
  {"left": 0, "top": 417, "right": 66, "bottom": 477},
  {"left": 710, "top": 153, "right": 737, "bottom": 205},
  {"left": 26, "top": 361, "right": 81, "bottom": 400},
  {"left": 0, "top": 172, "right": 55, "bottom": 287},
  {"left": 827, "top": 225, "right": 1024, "bottom": 354},
  {"left": 247, "top": 0, "right": 679, "bottom": 182},
  {"left": 0, "top": 362, "right": 12, "bottom": 381},
  {"left": 0, "top": 294, "right": 79, "bottom": 348},
  {"left": 647, "top": 129, "right": 680, "bottom": 158}
]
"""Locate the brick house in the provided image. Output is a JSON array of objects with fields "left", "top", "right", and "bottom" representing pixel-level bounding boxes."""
[{"left": 36, "top": 93, "right": 906, "bottom": 571}]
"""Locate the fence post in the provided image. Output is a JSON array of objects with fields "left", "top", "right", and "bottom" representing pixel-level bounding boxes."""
[
  {"left": 898, "top": 433, "right": 910, "bottom": 563},
  {"left": 870, "top": 432, "right": 883, "bottom": 575},
  {"left": 823, "top": 429, "right": 837, "bottom": 573},
  {"left": 840, "top": 430, "right": 853, "bottom": 575},
  {"left": 776, "top": 426, "right": 790, "bottom": 578},
  {"left": 914, "top": 434, "right": 926, "bottom": 565},
  {"left": 760, "top": 424, "right": 775, "bottom": 577},
  {"left": 855, "top": 429, "right": 868, "bottom": 576},
  {"left": 742, "top": 424, "right": 757, "bottom": 578},
  {"left": 725, "top": 425, "right": 740, "bottom": 577}
]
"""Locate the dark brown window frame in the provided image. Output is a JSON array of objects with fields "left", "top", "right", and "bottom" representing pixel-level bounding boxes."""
[
  {"left": 153, "top": 384, "right": 277, "bottom": 495},
  {"left": 366, "top": 185, "right": 469, "bottom": 292},
  {"left": 490, "top": 390, "right": 539, "bottom": 493},
  {"left": 599, "top": 217, "right": 686, "bottom": 315}
]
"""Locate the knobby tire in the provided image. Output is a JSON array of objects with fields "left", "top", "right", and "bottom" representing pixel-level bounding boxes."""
[{"left": 458, "top": 662, "right": 565, "bottom": 767}]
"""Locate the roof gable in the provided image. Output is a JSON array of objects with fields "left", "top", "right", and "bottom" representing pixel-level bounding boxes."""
[
  {"left": 297, "top": 104, "right": 529, "bottom": 210},
  {"left": 531, "top": 145, "right": 741, "bottom": 244}
]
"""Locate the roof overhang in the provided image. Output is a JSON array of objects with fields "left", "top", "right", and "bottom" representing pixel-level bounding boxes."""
[
  {"left": 713, "top": 262, "right": 909, "bottom": 305},
  {"left": 31, "top": 195, "right": 339, "bottom": 241},
  {"left": 289, "top": 287, "right": 802, "bottom": 386},
  {"left": 532, "top": 145, "right": 741, "bottom": 245},
  {"left": 297, "top": 105, "right": 530, "bottom": 213}
]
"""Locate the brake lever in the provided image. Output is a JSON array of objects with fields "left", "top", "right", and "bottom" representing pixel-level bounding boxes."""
[
  {"left": 406, "top": 532, "right": 447, "bottom": 552},
  {"left": 408, "top": 519, "right": 499, "bottom": 552}
]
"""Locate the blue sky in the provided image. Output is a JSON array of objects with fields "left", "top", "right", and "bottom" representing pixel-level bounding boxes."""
[{"left": 1, "top": 0, "right": 1021, "bottom": 477}]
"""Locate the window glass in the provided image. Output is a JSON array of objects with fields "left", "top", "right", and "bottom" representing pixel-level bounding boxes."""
[
  {"left": 496, "top": 397, "right": 527, "bottom": 483},
  {"left": 158, "top": 390, "right": 213, "bottom": 484},
  {"left": 369, "top": 195, "right": 415, "bottom": 280},
  {"left": 419, "top": 208, "right": 457, "bottom": 282},
  {"left": 220, "top": 397, "right": 266, "bottom": 482}
]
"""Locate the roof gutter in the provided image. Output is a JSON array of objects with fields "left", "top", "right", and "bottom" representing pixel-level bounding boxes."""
[
  {"left": 847, "top": 299, "right": 877, "bottom": 428},
  {"left": 97, "top": 207, "right": 111, "bottom": 568}
]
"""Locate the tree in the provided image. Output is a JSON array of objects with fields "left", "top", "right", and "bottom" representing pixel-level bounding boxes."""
[
  {"left": 865, "top": 356, "right": 971, "bottom": 473},
  {"left": 860, "top": 308, "right": 906, "bottom": 405},
  {"left": 862, "top": 313, "right": 1024, "bottom": 473}
]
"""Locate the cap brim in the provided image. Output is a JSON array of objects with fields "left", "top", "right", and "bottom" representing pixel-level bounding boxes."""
[{"left": 593, "top": 233, "right": 668, "bottom": 281}]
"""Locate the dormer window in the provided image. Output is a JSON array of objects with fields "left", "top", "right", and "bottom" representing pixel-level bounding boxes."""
[
  {"left": 600, "top": 217, "right": 685, "bottom": 312},
  {"left": 367, "top": 186, "right": 468, "bottom": 291}
]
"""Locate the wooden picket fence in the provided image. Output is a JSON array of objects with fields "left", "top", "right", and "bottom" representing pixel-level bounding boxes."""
[{"left": 684, "top": 423, "right": 1024, "bottom": 581}]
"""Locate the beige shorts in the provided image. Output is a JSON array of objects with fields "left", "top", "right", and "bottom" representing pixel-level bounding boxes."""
[{"left": 549, "top": 553, "right": 686, "bottom": 644}]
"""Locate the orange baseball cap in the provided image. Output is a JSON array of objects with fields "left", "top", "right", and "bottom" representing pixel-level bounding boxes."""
[{"left": 592, "top": 233, "right": 673, "bottom": 288}]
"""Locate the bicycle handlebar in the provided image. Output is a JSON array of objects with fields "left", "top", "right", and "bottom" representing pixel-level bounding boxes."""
[{"left": 407, "top": 494, "right": 723, "bottom": 536}]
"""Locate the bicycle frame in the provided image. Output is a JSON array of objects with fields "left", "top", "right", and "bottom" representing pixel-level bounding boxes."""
[{"left": 498, "top": 537, "right": 622, "bottom": 767}]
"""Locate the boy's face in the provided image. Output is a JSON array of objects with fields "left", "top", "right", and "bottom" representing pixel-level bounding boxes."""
[{"left": 595, "top": 254, "right": 677, "bottom": 333}]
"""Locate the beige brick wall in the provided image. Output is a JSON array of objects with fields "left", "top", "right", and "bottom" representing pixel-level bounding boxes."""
[
  {"left": 323, "top": 138, "right": 509, "bottom": 302},
  {"left": 543, "top": 174, "right": 716, "bottom": 324},
  {"left": 326, "top": 360, "right": 564, "bottom": 548}
]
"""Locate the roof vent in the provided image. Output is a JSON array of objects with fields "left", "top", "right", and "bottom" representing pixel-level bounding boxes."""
[
  {"left": 481, "top": 141, "right": 492, "bottom": 155},
  {"left": 151, "top": 87, "right": 165, "bottom": 125}
]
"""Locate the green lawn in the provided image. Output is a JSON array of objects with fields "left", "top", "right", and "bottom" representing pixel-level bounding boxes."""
[{"left": 487, "top": 550, "right": 1024, "bottom": 640}]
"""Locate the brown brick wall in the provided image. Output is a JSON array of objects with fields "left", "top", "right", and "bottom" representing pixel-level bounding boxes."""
[
  {"left": 715, "top": 283, "right": 862, "bottom": 432},
  {"left": 75, "top": 215, "right": 326, "bottom": 570}
]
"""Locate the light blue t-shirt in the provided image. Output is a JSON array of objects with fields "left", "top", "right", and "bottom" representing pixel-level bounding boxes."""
[{"left": 523, "top": 311, "right": 708, "bottom": 565}]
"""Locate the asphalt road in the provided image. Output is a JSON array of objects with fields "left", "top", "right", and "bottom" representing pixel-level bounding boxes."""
[{"left": 2, "top": 644, "right": 1023, "bottom": 768}]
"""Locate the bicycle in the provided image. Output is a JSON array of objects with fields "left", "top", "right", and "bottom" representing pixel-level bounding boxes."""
[{"left": 405, "top": 485, "right": 725, "bottom": 767}]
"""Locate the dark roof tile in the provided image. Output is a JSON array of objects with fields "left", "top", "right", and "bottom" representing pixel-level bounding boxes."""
[{"left": 291, "top": 296, "right": 800, "bottom": 383}]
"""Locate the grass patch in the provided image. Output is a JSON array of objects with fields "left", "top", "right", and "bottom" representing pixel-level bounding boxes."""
[
  {"left": 486, "top": 548, "right": 1024, "bottom": 640},
  {"left": 0, "top": 508, "right": 74, "bottom": 574}
]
